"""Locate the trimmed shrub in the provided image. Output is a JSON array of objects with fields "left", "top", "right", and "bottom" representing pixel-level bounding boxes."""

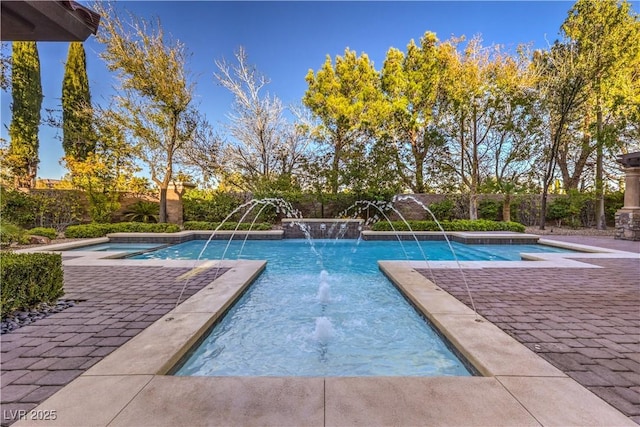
[
  {"left": 64, "top": 222, "right": 181, "bottom": 238},
  {"left": 27, "top": 227, "right": 57, "bottom": 240},
  {"left": 371, "top": 219, "right": 526, "bottom": 233},
  {"left": 183, "top": 221, "right": 272, "bottom": 231},
  {"left": 1, "top": 252, "right": 64, "bottom": 316}
]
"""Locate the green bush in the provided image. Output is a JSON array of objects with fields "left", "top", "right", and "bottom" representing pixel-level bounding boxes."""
[
  {"left": 0, "top": 188, "right": 85, "bottom": 231},
  {"left": 183, "top": 221, "right": 272, "bottom": 231},
  {"left": 0, "top": 220, "right": 28, "bottom": 246},
  {"left": 64, "top": 222, "right": 181, "bottom": 238},
  {"left": 1, "top": 252, "right": 64, "bottom": 316},
  {"left": 0, "top": 188, "right": 36, "bottom": 228},
  {"left": 427, "top": 199, "right": 454, "bottom": 221},
  {"left": 371, "top": 219, "right": 526, "bottom": 233},
  {"left": 27, "top": 227, "right": 57, "bottom": 240},
  {"left": 183, "top": 190, "right": 245, "bottom": 222},
  {"left": 605, "top": 191, "right": 624, "bottom": 225},
  {"left": 478, "top": 200, "right": 501, "bottom": 221},
  {"left": 123, "top": 201, "right": 159, "bottom": 223}
]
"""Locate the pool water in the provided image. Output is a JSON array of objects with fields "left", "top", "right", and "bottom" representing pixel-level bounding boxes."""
[{"left": 132, "top": 239, "right": 569, "bottom": 377}]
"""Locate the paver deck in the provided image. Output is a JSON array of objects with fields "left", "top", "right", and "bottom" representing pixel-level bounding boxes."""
[
  {"left": 417, "top": 235, "right": 640, "bottom": 424},
  {"left": 1, "top": 265, "right": 228, "bottom": 426},
  {"left": 1, "top": 234, "right": 639, "bottom": 426}
]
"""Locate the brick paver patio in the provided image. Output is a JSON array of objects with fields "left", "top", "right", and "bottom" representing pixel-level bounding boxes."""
[
  {"left": 1, "top": 235, "right": 638, "bottom": 426},
  {"left": 0, "top": 265, "right": 227, "bottom": 426},
  {"left": 418, "top": 236, "right": 640, "bottom": 424}
]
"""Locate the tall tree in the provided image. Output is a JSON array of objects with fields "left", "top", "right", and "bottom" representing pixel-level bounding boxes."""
[
  {"left": 483, "top": 45, "right": 542, "bottom": 221},
  {"left": 8, "top": 42, "right": 42, "bottom": 189},
  {"left": 95, "top": 3, "right": 208, "bottom": 223},
  {"left": 303, "top": 49, "right": 382, "bottom": 193},
  {"left": 439, "top": 36, "right": 498, "bottom": 220},
  {"left": 214, "top": 47, "right": 309, "bottom": 192},
  {"left": 381, "top": 32, "right": 448, "bottom": 193},
  {"left": 62, "top": 42, "right": 96, "bottom": 160},
  {"left": 562, "top": 0, "right": 640, "bottom": 229},
  {"left": 533, "top": 42, "right": 589, "bottom": 229}
]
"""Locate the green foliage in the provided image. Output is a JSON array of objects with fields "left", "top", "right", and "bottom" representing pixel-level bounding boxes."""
[
  {"left": 183, "top": 189, "right": 244, "bottom": 222},
  {"left": 183, "top": 221, "right": 272, "bottom": 231},
  {"left": 26, "top": 227, "right": 57, "bottom": 240},
  {"left": 94, "top": 3, "right": 206, "bottom": 223},
  {"left": 546, "top": 192, "right": 593, "bottom": 227},
  {"left": 605, "top": 191, "right": 624, "bottom": 224},
  {"left": 0, "top": 187, "right": 36, "bottom": 227},
  {"left": 427, "top": 199, "right": 454, "bottom": 221},
  {"left": 0, "top": 188, "right": 84, "bottom": 231},
  {"left": 62, "top": 42, "right": 95, "bottom": 159},
  {"left": 478, "top": 199, "right": 501, "bottom": 221},
  {"left": 546, "top": 197, "right": 572, "bottom": 224},
  {"left": 123, "top": 201, "right": 159, "bottom": 223},
  {"left": 1, "top": 252, "right": 64, "bottom": 316},
  {"left": 303, "top": 48, "right": 384, "bottom": 193},
  {"left": 8, "top": 42, "right": 42, "bottom": 188},
  {"left": 0, "top": 220, "right": 28, "bottom": 246},
  {"left": 64, "top": 222, "right": 180, "bottom": 238},
  {"left": 371, "top": 219, "right": 526, "bottom": 233},
  {"left": 380, "top": 32, "right": 449, "bottom": 193}
]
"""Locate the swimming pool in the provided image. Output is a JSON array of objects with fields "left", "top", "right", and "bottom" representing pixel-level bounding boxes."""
[{"left": 132, "top": 239, "right": 570, "bottom": 377}]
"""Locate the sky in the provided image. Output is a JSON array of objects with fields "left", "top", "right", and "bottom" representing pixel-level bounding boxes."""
[{"left": 1, "top": 0, "right": 587, "bottom": 180}]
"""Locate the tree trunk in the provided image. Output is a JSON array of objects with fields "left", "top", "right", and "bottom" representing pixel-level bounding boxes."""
[
  {"left": 158, "top": 186, "right": 168, "bottom": 223},
  {"left": 469, "top": 193, "right": 478, "bottom": 220},
  {"left": 413, "top": 136, "right": 425, "bottom": 193},
  {"left": 595, "top": 107, "right": 605, "bottom": 229},
  {"left": 503, "top": 193, "right": 512, "bottom": 222},
  {"left": 469, "top": 106, "right": 479, "bottom": 220},
  {"left": 331, "top": 141, "right": 342, "bottom": 194}
]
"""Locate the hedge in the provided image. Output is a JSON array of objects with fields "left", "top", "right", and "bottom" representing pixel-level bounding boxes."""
[
  {"left": 64, "top": 222, "right": 181, "bottom": 238},
  {"left": 183, "top": 221, "right": 272, "bottom": 231},
  {"left": 371, "top": 219, "right": 526, "bottom": 233},
  {"left": 1, "top": 252, "right": 64, "bottom": 316},
  {"left": 27, "top": 227, "right": 57, "bottom": 240}
]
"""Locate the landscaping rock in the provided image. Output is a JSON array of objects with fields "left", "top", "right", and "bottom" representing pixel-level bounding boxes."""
[
  {"left": 1, "top": 300, "right": 77, "bottom": 334},
  {"left": 27, "top": 235, "right": 51, "bottom": 245}
]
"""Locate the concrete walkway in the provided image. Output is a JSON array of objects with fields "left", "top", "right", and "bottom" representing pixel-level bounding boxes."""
[{"left": 418, "top": 235, "right": 640, "bottom": 424}]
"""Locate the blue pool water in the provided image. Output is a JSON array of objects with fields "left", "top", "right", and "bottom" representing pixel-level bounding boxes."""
[{"left": 132, "top": 239, "right": 570, "bottom": 377}]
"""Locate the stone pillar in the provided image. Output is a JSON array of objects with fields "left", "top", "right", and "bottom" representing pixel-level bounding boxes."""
[
  {"left": 166, "top": 182, "right": 196, "bottom": 225},
  {"left": 615, "top": 166, "right": 640, "bottom": 241}
]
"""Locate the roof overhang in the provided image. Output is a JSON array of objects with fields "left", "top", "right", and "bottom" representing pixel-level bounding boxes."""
[{"left": 1, "top": 1, "right": 100, "bottom": 42}]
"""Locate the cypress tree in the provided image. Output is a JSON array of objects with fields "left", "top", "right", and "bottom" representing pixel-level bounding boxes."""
[
  {"left": 8, "top": 41, "right": 42, "bottom": 189},
  {"left": 62, "top": 42, "right": 95, "bottom": 160}
]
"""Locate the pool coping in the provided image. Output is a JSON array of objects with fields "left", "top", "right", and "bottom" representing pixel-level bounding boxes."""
[{"left": 12, "top": 236, "right": 639, "bottom": 426}]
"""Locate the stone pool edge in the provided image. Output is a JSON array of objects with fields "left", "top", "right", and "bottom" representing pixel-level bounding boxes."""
[{"left": 12, "top": 240, "right": 638, "bottom": 426}]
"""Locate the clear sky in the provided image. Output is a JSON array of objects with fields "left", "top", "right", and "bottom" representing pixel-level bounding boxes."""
[{"left": 2, "top": 0, "right": 586, "bottom": 180}]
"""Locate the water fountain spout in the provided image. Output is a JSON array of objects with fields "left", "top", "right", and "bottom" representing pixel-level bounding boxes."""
[
  {"left": 393, "top": 195, "right": 479, "bottom": 320},
  {"left": 317, "top": 270, "right": 331, "bottom": 304},
  {"left": 314, "top": 316, "right": 334, "bottom": 343}
]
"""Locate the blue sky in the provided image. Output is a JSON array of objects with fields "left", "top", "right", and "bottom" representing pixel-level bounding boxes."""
[{"left": 2, "top": 0, "right": 585, "bottom": 180}]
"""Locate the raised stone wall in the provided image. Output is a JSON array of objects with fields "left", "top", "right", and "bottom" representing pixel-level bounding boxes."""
[
  {"left": 615, "top": 165, "right": 640, "bottom": 241},
  {"left": 281, "top": 219, "right": 364, "bottom": 239}
]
